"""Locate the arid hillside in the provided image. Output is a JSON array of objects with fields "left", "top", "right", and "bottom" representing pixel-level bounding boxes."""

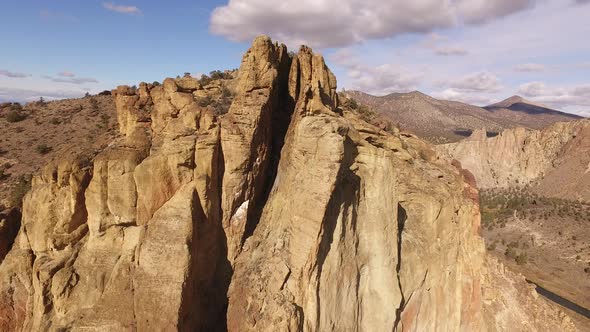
[
  {"left": 440, "top": 119, "right": 590, "bottom": 201},
  {"left": 345, "top": 90, "right": 582, "bottom": 144},
  {"left": 484, "top": 95, "right": 582, "bottom": 129},
  {"left": 479, "top": 187, "right": 590, "bottom": 330},
  {"left": 441, "top": 120, "right": 590, "bottom": 330},
  {"left": 0, "top": 95, "right": 118, "bottom": 209}
]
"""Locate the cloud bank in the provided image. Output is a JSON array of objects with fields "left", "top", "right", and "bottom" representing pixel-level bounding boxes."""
[
  {"left": 0, "top": 87, "right": 85, "bottom": 103},
  {"left": 42, "top": 72, "right": 99, "bottom": 85},
  {"left": 518, "top": 81, "right": 590, "bottom": 114},
  {"left": 0, "top": 70, "right": 30, "bottom": 78},
  {"left": 210, "top": 0, "right": 535, "bottom": 48}
]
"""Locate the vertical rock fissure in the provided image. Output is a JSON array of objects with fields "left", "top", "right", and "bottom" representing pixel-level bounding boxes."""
[
  {"left": 182, "top": 135, "right": 231, "bottom": 332},
  {"left": 314, "top": 137, "right": 359, "bottom": 329},
  {"left": 394, "top": 203, "right": 407, "bottom": 331},
  {"left": 240, "top": 53, "right": 294, "bottom": 247},
  {"left": 0, "top": 208, "right": 22, "bottom": 264}
]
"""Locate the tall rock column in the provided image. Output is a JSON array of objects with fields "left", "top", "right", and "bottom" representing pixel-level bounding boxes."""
[
  {"left": 226, "top": 45, "right": 487, "bottom": 332},
  {"left": 220, "top": 36, "right": 292, "bottom": 262}
]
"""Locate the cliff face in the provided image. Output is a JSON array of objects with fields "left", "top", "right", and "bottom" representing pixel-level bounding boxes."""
[
  {"left": 0, "top": 209, "right": 20, "bottom": 264},
  {"left": 439, "top": 120, "right": 590, "bottom": 201},
  {"left": 0, "top": 37, "right": 578, "bottom": 331}
]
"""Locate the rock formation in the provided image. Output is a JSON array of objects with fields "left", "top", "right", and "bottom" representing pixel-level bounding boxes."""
[
  {"left": 0, "top": 209, "right": 20, "bottom": 264},
  {"left": 0, "top": 36, "right": 579, "bottom": 331},
  {"left": 439, "top": 119, "right": 590, "bottom": 201}
]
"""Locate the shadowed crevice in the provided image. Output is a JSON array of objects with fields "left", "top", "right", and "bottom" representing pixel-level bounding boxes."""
[
  {"left": 185, "top": 133, "right": 232, "bottom": 332},
  {"left": 314, "top": 136, "right": 360, "bottom": 329},
  {"left": 241, "top": 52, "right": 294, "bottom": 247},
  {"left": 394, "top": 203, "right": 408, "bottom": 331},
  {"left": 0, "top": 208, "right": 22, "bottom": 265}
]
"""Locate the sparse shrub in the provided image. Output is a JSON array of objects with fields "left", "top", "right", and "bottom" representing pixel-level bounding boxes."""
[
  {"left": 97, "top": 113, "right": 110, "bottom": 129},
  {"left": 9, "top": 174, "right": 32, "bottom": 207},
  {"left": 199, "top": 70, "right": 232, "bottom": 86},
  {"left": 355, "top": 105, "right": 377, "bottom": 123},
  {"left": 209, "top": 70, "right": 229, "bottom": 80},
  {"left": 221, "top": 86, "right": 233, "bottom": 99},
  {"left": 572, "top": 236, "right": 577, "bottom": 241},
  {"left": 5, "top": 111, "right": 27, "bottom": 122},
  {"left": 9, "top": 103, "right": 22, "bottom": 111},
  {"left": 516, "top": 252, "right": 528, "bottom": 265},
  {"left": 585, "top": 267, "right": 590, "bottom": 274},
  {"left": 49, "top": 117, "right": 61, "bottom": 125},
  {"left": 487, "top": 242, "right": 496, "bottom": 251},
  {"left": 89, "top": 97, "right": 99, "bottom": 112},
  {"left": 508, "top": 241, "right": 519, "bottom": 248},
  {"left": 85, "top": 92, "right": 91, "bottom": 98},
  {"left": 151, "top": 81, "right": 160, "bottom": 87},
  {"left": 198, "top": 95, "right": 213, "bottom": 107},
  {"left": 36, "top": 144, "right": 52, "bottom": 155},
  {"left": 98, "top": 90, "right": 112, "bottom": 96},
  {"left": 199, "top": 74, "right": 212, "bottom": 86},
  {"left": 505, "top": 247, "right": 517, "bottom": 259},
  {"left": 340, "top": 96, "right": 359, "bottom": 110}
]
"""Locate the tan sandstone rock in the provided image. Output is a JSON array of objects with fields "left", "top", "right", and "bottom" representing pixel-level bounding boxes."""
[
  {"left": 0, "top": 36, "right": 580, "bottom": 332},
  {"left": 439, "top": 120, "right": 589, "bottom": 189}
]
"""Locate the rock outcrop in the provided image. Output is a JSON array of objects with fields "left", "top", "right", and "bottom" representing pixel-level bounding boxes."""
[
  {"left": 0, "top": 209, "right": 20, "bottom": 264},
  {"left": 482, "top": 257, "right": 576, "bottom": 332},
  {"left": 0, "top": 36, "right": 579, "bottom": 331},
  {"left": 439, "top": 120, "right": 590, "bottom": 201}
]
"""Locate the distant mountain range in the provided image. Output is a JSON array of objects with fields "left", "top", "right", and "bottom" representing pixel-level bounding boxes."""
[{"left": 345, "top": 91, "right": 583, "bottom": 143}]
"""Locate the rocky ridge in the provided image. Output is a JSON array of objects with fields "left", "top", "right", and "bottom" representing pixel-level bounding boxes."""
[
  {"left": 345, "top": 91, "right": 582, "bottom": 144},
  {"left": 483, "top": 95, "right": 582, "bottom": 129},
  {"left": 439, "top": 119, "right": 590, "bottom": 201},
  {"left": 0, "top": 36, "right": 578, "bottom": 331}
]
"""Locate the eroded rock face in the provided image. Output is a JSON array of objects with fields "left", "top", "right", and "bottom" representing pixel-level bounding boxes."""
[
  {"left": 439, "top": 120, "right": 590, "bottom": 196},
  {"left": 0, "top": 208, "right": 20, "bottom": 265},
  {"left": 220, "top": 36, "right": 292, "bottom": 262},
  {"left": 0, "top": 36, "right": 579, "bottom": 332},
  {"left": 225, "top": 44, "right": 486, "bottom": 332},
  {"left": 482, "top": 257, "right": 577, "bottom": 332}
]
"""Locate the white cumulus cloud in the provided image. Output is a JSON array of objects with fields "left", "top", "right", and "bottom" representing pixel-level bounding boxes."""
[
  {"left": 331, "top": 49, "right": 420, "bottom": 95},
  {"left": 103, "top": 2, "right": 142, "bottom": 15},
  {"left": 518, "top": 81, "right": 590, "bottom": 115},
  {"left": 513, "top": 63, "right": 546, "bottom": 72},
  {"left": 210, "top": 0, "right": 536, "bottom": 48},
  {"left": 435, "top": 47, "right": 469, "bottom": 56},
  {"left": 447, "top": 71, "right": 503, "bottom": 92},
  {"left": 0, "top": 70, "right": 31, "bottom": 78}
]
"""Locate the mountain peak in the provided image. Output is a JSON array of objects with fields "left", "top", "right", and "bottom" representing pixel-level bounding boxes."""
[
  {"left": 506, "top": 95, "right": 525, "bottom": 102},
  {"left": 487, "top": 95, "right": 551, "bottom": 109},
  {"left": 488, "top": 95, "right": 525, "bottom": 108}
]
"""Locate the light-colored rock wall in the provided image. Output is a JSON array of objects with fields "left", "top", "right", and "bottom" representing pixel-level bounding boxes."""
[
  {"left": 0, "top": 36, "right": 579, "bottom": 332},
  {"left": 439, "top": 121, "right": 589, "bottom": 190},
  {"left": 226, "top": 44, "right": 487, "bottom": 332}
]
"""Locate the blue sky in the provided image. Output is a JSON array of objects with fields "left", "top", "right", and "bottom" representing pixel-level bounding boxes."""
[
  {"left": 1, "top": 0, "right": 589, "bottom": 116},
  {"left": 0, "top": 0, "right": 248, "bottom": 100}
]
